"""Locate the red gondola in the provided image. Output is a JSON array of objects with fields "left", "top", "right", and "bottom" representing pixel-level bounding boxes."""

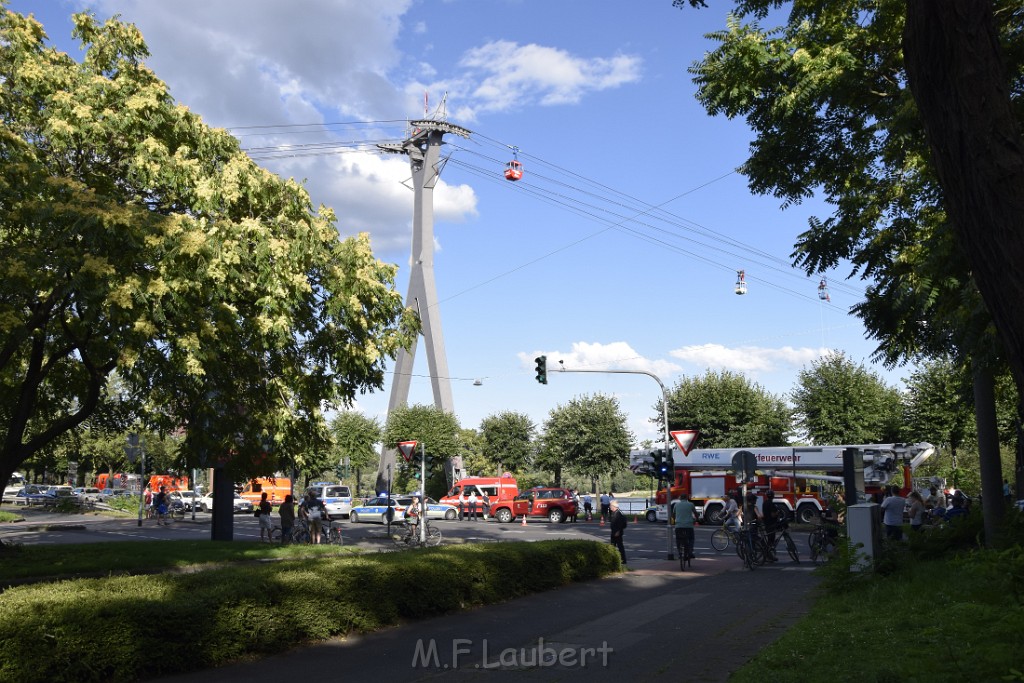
[{"left": 504, "top": 146, "right": 523, "bottom": 181}]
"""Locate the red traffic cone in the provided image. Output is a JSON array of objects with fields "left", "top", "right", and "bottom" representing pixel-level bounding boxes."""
[
  {"left": 521, "top": 513, "right": 528, "bottom": 526},
  {"left": 599, "top": 515, "right": 605, "bottom": 527}
]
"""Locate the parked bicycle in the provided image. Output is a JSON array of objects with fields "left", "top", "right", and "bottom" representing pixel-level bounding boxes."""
[
  {"left": 807, "top": 514, "right": 840, "bottom": 563},
  {"left": 758, "top": 518, "right": 800, "bottom": 563},
  {"left": 738, "top": 522, "right": 769, "bottom": 570}
]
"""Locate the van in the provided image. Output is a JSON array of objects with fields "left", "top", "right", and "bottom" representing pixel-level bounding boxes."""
[
  {"left": 439, "top": 475, "right": 518, "bottom": 513},
  {"left": 239, "top": 477, "right": 292, "bottom": 506},
  {"left": 305, "top": 482, "right": 353, "bottom": 517}
]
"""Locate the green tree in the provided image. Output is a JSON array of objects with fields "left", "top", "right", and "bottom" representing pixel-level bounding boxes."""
[
  {"left": 663, "top": 370, "right": 790, "bottom": 448},
  {"left": 678, "top": 0, "right": 1020, "bottom": 539},
  {"left": 479, "top": 411, "right": 535, "bottom": 475},
  {"left": 382, "top": 405, "right": 461, "bottom": 499},
  {"left": 329, "top": 411, "right": 381, "bottom": 496},
  {"left": 457, "top": 428, "right": 492, "bottom": 479},
  {"left": 790, "top": 352, "right": 903, "bottom": 445},
  {"left": 0, "top": 8, "right": 415, "bottom": 493},
  {"left": 538, "top": 394, "right": 633, "bottom": 487}
]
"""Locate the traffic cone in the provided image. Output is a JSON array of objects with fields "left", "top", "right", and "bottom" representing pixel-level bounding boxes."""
[
  {"left": 599, "top": 515, "right": 605, "bottom": 527},
  {"left": 633, "top": 513, "right": 638, "bottom": 523},
  {"left": 521, "top": 514, "right": 528, "bottom": 526}
]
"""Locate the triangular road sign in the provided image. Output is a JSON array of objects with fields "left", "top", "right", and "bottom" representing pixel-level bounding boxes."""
[
  {"left": 670, "top": 430, "right": 700, "bottom": 455},
  {"left": 397, "top": 440, "right": 418, "bottom": 462}
]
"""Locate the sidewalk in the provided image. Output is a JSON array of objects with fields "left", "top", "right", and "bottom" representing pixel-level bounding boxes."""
[{"left": 151, "top": 553, "right": 821, "bottom": 683}]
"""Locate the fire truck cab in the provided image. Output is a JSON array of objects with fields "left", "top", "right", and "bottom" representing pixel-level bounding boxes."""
[{"left": 632, "top": 442, "right": 935, "bottom": 524}]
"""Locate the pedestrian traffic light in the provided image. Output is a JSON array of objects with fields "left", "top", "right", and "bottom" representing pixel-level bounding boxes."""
[{"left": 534, "top": 355, "right": 548, "bottom": 384}]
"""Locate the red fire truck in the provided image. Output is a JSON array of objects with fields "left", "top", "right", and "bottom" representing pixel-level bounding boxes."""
[{"left": 632, "top": 442, "right": 935, "bottom": 524}]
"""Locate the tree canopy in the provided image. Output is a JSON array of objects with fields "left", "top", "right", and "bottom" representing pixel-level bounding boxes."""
[
  {"left": 790, "top": 352, "right": 902, "bottom": 445},
  {"left": 382, "top": 404, "right": 461, "bottom": 498},
  {"left": 663, "top": 370, "right": 790, "bottom": 448},
  {"left": 0, "top": 8, "right": 416, "bottom": 488},
  {"left": 538, "top": 394, "right": 632, "bottom": 486},
  {"left": 479, "top": 411, "right": 535, "bottom": 475}
]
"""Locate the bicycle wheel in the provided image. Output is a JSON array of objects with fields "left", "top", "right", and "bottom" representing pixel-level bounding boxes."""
[
  {"left": 783, "top": 531, "right": 800, "bottom": 563},
  {"left": 426, "top": 526, "right": 442, "bottom": 547},
  {"left": 292, "top": 526, "right": 311, "bottom": 544},
  {"left": 808, "top": 530, "right": 824, "bottom": 563},
  {"left": 711, "top": 527, "right": 730, "bottom": 551},
  {"left": 328, "top": 527, "right": 343, "bottom": 546},
  {"left": 752, "top": 536, "right": 769, "bottom": 566}
]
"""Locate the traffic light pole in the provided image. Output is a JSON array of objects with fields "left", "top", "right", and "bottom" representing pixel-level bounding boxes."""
[
  {"left": 554, "top": 364, "right": 677, "bottom": 560},
  {"left": 420, "top": 443, "right": 427, "bottom": 545}
]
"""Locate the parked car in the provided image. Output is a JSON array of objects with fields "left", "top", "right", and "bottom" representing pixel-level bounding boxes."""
[
  {"left": 172, "top": 491, "right": 201, "bottom": 512},
  {"left": 199, "top": 491, "right": 254, "bottom": 514},
  {"left": 490, "top": 487, "right": 577, "bottom": 524},
  {"left": 12, "top": 484, "right": 47, "bottom": 506},
  {"left": 305, "top": 483, "right": 353, "bottom": 518},
  {"left": 416, "top": 497, "right": 459, "bottom": 520},
  {"left": 348, "top": 496, "right": 413, "bottom": 524},
  {"left": 73, "top": 487, "right": 103, "bottom": 502}
]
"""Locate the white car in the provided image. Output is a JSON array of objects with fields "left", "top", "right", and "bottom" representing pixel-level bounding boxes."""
[
  {"left": 199, "top": 491, "right": 254, "bottom": 514},
  {"left": 174, "top": 491, "right": 201, "bottom": 511},
  {"left": 72, "top": 487, "right": 103, "bottom": 502},
  {"left": 305, "top": 483, "right": 353, "bottom": 518}
]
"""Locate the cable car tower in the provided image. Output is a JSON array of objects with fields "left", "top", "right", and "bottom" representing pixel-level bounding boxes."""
[{"left": 375, "top": 119, "right": 472, "bottom": 491}]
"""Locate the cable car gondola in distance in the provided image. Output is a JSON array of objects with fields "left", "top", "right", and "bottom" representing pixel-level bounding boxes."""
[
  {"left": 735, "top": 270, "right": 747, "bottom": 295},
  {"left": 818, "top": 276, "right": 831, "bottom": 302},
  {"left": 504, "top": 146, "right": 523, "bottom": 181}
]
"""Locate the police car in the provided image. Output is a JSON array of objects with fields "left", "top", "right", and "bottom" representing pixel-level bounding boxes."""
[
  {"left": 349, "top": 496, "right": 413, "bottom": 524},
  {"left": 419, "top": 496, "right": 459, "bottom": 520},
  {"left": 305, "top": 482, "right": 354, "bottom": 518}
]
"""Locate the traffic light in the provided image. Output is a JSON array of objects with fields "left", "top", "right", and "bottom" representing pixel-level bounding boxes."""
[
  {"left": 534, "top": 355, "right": 548, "bottom": 384},
  {"left": 661, "top": 451, "right": 674, "bottom": 480},
  {"left": 654, "top": 448, "right": 672, "bottom": 480}
]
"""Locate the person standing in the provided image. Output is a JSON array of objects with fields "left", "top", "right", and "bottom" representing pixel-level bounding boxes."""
[
  {"left": 609, "top": 499, "right": 628, "bottom": 564},
  {"left": 153, "top": 486, "right": 169, "bottom": 526},
  {"left": 458, "top": 488, "right": 467, "bottom": 521},
  {"left": 301, "top": 491, "right": 327, "bottom": 544},
  {"left": 278, "top": 494, "right": 295, "bottom": 544},
  {"left": 467, "top": 489, "right": 478, "bottom": 521},
  {"left": 258, "top": 491, "right": 273, "bottom": 542},
  {"left": 880, "top": 485, "right": 906, "bottom": 541},
  {"left": 569, "top": 489, "right": 580, "bottom": 523},
  {"left": 144, "top": 485, "right": 153, "bottom": 520},
  {"left": 761, "top": 491, "right": 781, "bottom": 561},
  {"left": 600, "top": 492, "right": 611, "bottom": 521},
  {"left": 583, "top": 493, "right": 593, "bottom": 521},
  {"left": 481, "top": 491, "right": 491, "bottom": 521},
  {"left": 671, "top": 492, "right": 698, "bottom": 564},
  {"left": 907, "top": 491, "right": 926, "bottom": 532}
]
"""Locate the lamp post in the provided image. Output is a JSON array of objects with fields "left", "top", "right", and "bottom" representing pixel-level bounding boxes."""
[{"left": 555, "top": 362, "right": 676, "bottom": 560}]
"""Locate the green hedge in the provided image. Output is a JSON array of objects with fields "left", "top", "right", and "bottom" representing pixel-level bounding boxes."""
[{"left": 0, "top": 540, "right": 620, "bottom": 682}]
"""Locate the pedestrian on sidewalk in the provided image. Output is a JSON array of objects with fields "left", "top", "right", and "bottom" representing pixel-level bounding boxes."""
[
  {"left": 609, "top": 499, "right": 628, "bottom": 564},
  {"left": 278, "top": 494, "right": 295, "bottom": 544},
  {"left": 600, "top": 492, "right": 611, "bottom": 521}
]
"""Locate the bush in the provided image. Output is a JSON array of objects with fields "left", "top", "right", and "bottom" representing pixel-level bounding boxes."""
[{"left": 0, "top": 540, "right": 619, "bottom": 683}]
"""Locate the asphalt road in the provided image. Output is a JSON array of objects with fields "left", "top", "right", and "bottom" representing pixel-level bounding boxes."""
[{"left": 3, "top": 508, "right": 822, "bottom": 681}]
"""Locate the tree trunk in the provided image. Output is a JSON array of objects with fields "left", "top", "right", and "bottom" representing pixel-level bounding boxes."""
[
  {"left": 904, "top": 0, "right": 1024, "bottom": 536},
  {"left": 973, "top": 361, "right": 1005, "bottom": 545}
]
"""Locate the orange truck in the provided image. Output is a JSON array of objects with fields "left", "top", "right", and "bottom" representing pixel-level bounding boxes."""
[{"left": 239, "top": 477, "right": 292, "bottom": 506}]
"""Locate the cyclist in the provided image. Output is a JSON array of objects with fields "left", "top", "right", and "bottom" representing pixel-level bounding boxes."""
[
  {"left": 153, "top": 486, "right": 170, "bottom": 526},
  {"left": 742, "top": 491, "right": 762, "bottom": 548},
  {"left": 300, "top": 490, "right": 327, "bottom": 544},
  {"left": 671, "top": 492, "right": 698, "bottom": 563},
  {"left": 724, "top": 488, "right": 741, "bottom": 533}
]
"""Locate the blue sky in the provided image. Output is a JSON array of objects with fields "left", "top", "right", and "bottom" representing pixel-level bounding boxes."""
[{"left": 12, "top": 0, "right": 902, "bottom": 445}]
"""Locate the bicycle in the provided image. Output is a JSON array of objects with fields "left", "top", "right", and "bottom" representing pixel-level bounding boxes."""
[
  {"left": 325, "top": 520, "right": 344, "bottom": 546},
  {"left": 738, "top": 522, "right": 768, "bottom": 570},
  {"left": 392, "top": 518, "right": 442, "bottom": 549},
  {"left": 807, "top": 515, "right": 840, "bottom": 563},
  {"left": 674, "top": 527, "right": 696, "bottom": 571},
  {"left": 757, "top": 519, "right": 800, "bottom": 563},
  {"left": 711, "top": 523, "right": 743, "bottom": 552}
]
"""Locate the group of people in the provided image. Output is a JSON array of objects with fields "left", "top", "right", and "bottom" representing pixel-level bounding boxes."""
[
  {"left": 457, "top": 488, "right": 490, "bottom": 521},
  {"left": 258, "top": 490, "right": 329, "bottom": 544},
  {"left": 143, "top": 484, "right": 172, "bottom": 526},
  {"left": 881, "top": 484, "right": 972, "bottom": 540}
]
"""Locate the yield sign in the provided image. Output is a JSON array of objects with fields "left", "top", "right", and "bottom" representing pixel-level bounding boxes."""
[
  {"left": 670, "top": 430, "right": 700, "bottom": 455},
  {"left": 397, "top": 440, "right": 418, "bottom": 462}
]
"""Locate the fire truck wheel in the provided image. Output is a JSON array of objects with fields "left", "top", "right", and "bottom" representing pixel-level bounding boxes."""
[
  {"left": 548, "top": 508, "right": 564, "bottom": 523},
  {"left": 495, "top": 508, "right": 513, "bottom": 524},
  {"left": 703, "top": 504, "right": 725, "bottom": 525},
  {"left": 796, "top": 505, "right": 818, "bottom": 525}
]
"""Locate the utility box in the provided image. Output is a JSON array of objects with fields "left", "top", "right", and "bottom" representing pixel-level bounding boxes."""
[{"left": 847, "top": 503, "right": 881, "bottom": 571}]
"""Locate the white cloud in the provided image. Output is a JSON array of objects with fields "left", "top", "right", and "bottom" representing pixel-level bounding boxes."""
[
  {"left": 518, "top": 341, "right": 682, "bottom": 377},
  {"left": 427, "top": 41, "right": 642, "bottom": 120},
  {"left": 669, "top": 344, "right": 831, "bottom": 374}
]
